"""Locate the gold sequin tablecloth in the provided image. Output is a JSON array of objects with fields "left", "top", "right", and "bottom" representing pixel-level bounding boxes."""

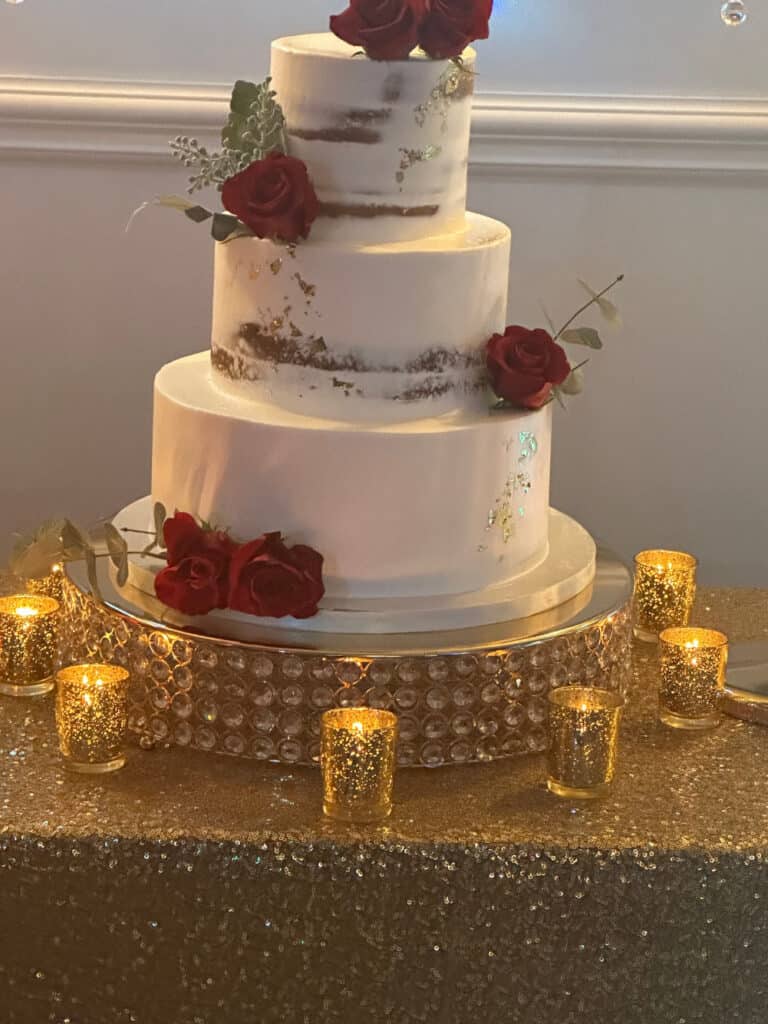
[{"left": 1, "top": 588, "right": 768, "bottom": 1024}]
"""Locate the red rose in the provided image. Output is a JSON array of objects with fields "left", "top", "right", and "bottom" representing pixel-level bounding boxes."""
[
  {"left": 155, "top": 512, "right": 235, "bottom": 616},
  {"left": 221, "top": 152, "right": 319, "bottom": 243},
  {"left": 331, "top": 0, "right": 424, "bottom": 61},
  {"left": 418, "top": 0, "right": 493, "bottom": 59},
  {"left": 228, "top": 533, "right": 325, "bottom": 620},
  {"left": 155, "top": 555, "right": 229, "bottom": 617},
  {"left": 163, "top": 512, "right": 235, "bottom": 566},
  {"left": 486, "top": 326, "right": 571, "bottom": 410}
]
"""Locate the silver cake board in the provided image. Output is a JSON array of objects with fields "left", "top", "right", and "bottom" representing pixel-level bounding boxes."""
[{"left": 60, "top": 550, "right": 632, "bottom": 768}]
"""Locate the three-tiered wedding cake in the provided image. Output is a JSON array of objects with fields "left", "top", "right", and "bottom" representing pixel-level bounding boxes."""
[{"left": 117, "top": 27, "right": 596, "bottom": 635}]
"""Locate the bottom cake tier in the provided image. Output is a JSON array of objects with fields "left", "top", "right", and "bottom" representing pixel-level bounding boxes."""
[
  {"left": 151, "top": 353, "right": 555, "bottom": 602},
  {"left": 115, "top": 497, "right": 596, "bottom": 635}
]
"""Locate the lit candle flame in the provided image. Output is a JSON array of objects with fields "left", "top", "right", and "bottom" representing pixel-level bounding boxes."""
[{"left": 15, "top": 606, "right": 39, "bottom": 618}]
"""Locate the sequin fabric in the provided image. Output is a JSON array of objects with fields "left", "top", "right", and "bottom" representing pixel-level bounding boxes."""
[
  {"left": 57, "top": 579, "right": 631, "bottom": 768},
  {"left": 1, "top": 589, "right": 768, "bottom": 1022}
]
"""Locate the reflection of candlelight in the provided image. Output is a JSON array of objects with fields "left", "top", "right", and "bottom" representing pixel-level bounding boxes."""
[
  {"left": 321, "top": 708, "right": 398, "bottom": 823},
  {"left": 55, "top": 664, "right": 130, "bottom": 773},
  {"left": 633, "top": 549, "right": 697, "bottom": 642},
  {"left": 659, "top": 628, "right": 728, "bottom": 730},
  {"left": 0, "top": 594, "right": 60, "bottom": 697},
  {"left": 547, "top": 687, "right": 624, "bottom": 800}
]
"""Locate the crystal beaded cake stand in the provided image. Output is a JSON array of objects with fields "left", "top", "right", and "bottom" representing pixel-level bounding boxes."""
[{"left": 60, "top": 550, "right": 632, "bottom": 768}]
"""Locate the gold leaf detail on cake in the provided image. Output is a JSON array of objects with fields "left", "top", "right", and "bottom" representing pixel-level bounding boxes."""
[
  {"left": 486, "top": 464, "right": 535, "bottom": 545},
  {"left": 293, "top": 273, "right": 317, "bottom": 299},
  {"left": 270, "top": 258, "right": 283, "bottom": 275},
  {"left": 414, "top": 65, "right": 474, "bottom": 131},
  {"left": 396, "top": 145, "right": 443, "bottom": 188}
]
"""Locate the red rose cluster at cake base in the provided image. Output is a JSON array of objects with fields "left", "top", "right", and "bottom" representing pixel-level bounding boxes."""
[{"left": 155, "top": 513, "right": 325, "bottom": 620}]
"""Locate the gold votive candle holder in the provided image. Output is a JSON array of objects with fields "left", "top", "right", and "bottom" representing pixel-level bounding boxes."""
[
  {"left": 633, "top": 549, "right": 697, "bottom": 642},
  {"left": 547, "top": 687, "right": 624, "bottom": 800},
  {"left": 27, "top": 562, "right": 65, "bottom": 603},
  {"left": 320, "top": 708, "right": 398, "bottom": 823},
  {"left": 0, "top": 594, "right": 60, "bottom": 697},
  {"left": 659, "top": 627, "right": 728, "bottom": 731},
  {"left": 55, "top": 664, "right": 130, "bottom": 773}
]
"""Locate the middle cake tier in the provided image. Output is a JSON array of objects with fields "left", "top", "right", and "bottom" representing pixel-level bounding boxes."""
[
  {"left": 153, "top": 352, "right": 552, "bottom": 602},
  {"left": 211, "top": 212, "right": 511, "bottom": 423}
]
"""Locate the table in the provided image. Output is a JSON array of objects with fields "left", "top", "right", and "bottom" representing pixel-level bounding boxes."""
[{"left": 1, "top": 588, "right": 768, "bottom": 1024}]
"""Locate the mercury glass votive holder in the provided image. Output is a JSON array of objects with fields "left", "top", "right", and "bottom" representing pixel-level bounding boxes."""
[
  {"left": 0, "top": 594, "right": 60, "bottom": 696},
  {"left": 27, "top": 563, "right": 65, "bottom": 604},
  {"left": 321, "top": 708, "right": 398, "bottom": 823},
  {"left": 547, "top": 687, "right": 624, "bottom": 800},
  {"left": 55, "top": 664, "right": 130, "bottom": 773},
  {"left": 633, "top": 549, "right": 697, "bottom": 642},
  {"left": 658, "top": 628, "right": 728, "bottom": 731}
]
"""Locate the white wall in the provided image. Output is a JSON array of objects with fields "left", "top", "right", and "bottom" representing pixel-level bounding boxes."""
[{"left": 1, "top": 1, "right": 767, "bottom": 584}]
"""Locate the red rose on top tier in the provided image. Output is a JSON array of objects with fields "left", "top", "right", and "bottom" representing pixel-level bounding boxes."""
[
  {"left": 228, "top": 533, "right": 325, "bottom": 620},
  {"left": 330, "top": 0, "right": 424, "bottom": 60},
  {"left": 155, "top": 513, "right": 235, "bottom": 616},
  {"left": 221, "top": 152, "right": 319, "bottom": 243},
  {"left": 486, "top": 326, "right": 571, "bottom": 410},
  {"left": 418, "top": 0, "right": 493, "bottom": 59}
]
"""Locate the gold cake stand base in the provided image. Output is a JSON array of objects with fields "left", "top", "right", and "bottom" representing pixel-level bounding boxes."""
[{"left": 60, "top": 550, "right": 632, "bottom": 768}]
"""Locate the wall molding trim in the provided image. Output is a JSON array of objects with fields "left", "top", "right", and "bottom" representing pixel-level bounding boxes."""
[{"left": 2, "top": 75, "right": 768, "bottom": 175}]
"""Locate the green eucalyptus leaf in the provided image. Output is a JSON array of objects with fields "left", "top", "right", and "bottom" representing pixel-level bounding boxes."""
[
  {"left": 116, "top": 552, "right": 129, "bottom": 588},
  {"left": 103, "top": 522, "right": 129, "bottom": 568},
  {"left": 560, "top": 327, "right": 603, "bottom": 350},
  {"left": 222, "top": 77, "right": 287, "bottom": 161},
  {"left": 578, "top": 279, "right": 622, "bottom": 325},
  {"left": 9, "top": 520, "right": 66, "bottom": 577},
  {"left": 211, "top": 213, "right": 251, "bottom": 242},
  {"left": 184, "top": 205, "right": 214, "bottom": 224},
  {"left": 125, "top": 195, "right": 212, "bottom": 232},
  {"left": 229, "top": 80, "right": 262, "bottom": 119},
  {"left": 560, "top": 367, "right": 586, "bottom": 396},
  {"left": 61, "top": 520, "right": 90, "bottom": 560},
  {"left": 84, "top": 546, "right": 103, "bottom": 603},
  {"left": 10, "top": 541, "right": 62, "bottom": 579},
  {"left": 153, "top": 502, "right": 167, "bottom": 546}
]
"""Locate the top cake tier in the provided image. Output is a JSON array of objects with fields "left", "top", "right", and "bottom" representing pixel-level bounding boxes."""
[{"left": 271, "top": 33, "right": 476, "bottom": 245}]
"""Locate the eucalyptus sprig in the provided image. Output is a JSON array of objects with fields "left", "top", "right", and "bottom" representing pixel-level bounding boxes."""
[
  {"left": 170, "top": 77, "right": 287, "bottom": 194},
  {"left": 490, "top": 273, "right": 624, "bottom": 414},
  {"left": 547, "top": 274, "right": 624, "bottom": 404},
  {"left": 9, "top": 503, "right": 168, "bottom": 603},
  {"left": 128, "top": 77, "right": 288, "bottom": 243}
]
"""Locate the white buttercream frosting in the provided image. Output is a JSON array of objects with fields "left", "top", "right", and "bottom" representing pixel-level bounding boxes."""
[
  {"left": 210, "top": 212, "right": 511, "bottom": 422},
  {"left": 152, "top": 353, "right": 553, "bottom": 601},
  {"left": 271, "top": 33, "right": 476, "bottom": 244}
]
